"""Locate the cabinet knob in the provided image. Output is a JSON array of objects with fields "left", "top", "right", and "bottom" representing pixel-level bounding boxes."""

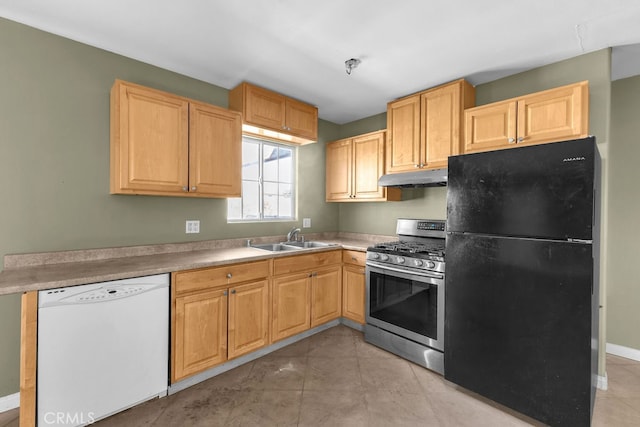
[
  {"left": 223, "top": 290, "right": 228, "bottom": 296},
  {"left": 351, "top": 257, "right": 357, "bottom": 261},
  {"left": 517, "top": 137, "right": 524, "bottom": 142},
  {"left": 191, "top": 186, "right": 197, "bottom": 191},
  {"left": 226, "top": 273, "right": 232, "bottom": 279},
  {"left": 415, "top": 164, "right": 420, "bottom": 168},
  {"left": 508, "top": 138, "right": 515, "bottom": 143},
  {"left": 231, "top": 289, "right": 236, "bottom": 294},
  {"left": 182, "top": 186, "right": 188, "bottom": 191}
]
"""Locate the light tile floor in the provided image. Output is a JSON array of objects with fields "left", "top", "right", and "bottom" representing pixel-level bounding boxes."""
[{"left": 2, "top": 325, "right": 640, "bottom": 426}]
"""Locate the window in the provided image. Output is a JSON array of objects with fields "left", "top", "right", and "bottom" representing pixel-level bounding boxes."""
[{"left": 227, "top": 136, "right": 295, "bottom": 221}]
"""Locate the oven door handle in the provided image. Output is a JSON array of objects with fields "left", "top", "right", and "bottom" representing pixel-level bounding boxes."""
[{"left": 366, "top": 261, "right": 444, "bottom": 280}]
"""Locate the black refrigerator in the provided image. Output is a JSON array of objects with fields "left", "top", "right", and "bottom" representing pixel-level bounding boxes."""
[{"left": 444, "top": 137, "right": 600, "bottom": 426}]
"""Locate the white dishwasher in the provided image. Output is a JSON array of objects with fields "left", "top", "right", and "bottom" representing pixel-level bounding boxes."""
[{"left": 37, "top": 273, "right": 169, "bottom": 426}]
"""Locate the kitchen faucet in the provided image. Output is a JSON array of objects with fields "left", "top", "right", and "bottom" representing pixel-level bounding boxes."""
[{"left": 286, "top": 227, "right": 301, "bottom": 242}]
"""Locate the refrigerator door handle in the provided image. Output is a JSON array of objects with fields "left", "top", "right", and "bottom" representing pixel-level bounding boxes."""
[{"left": 568, "top": 238, "right": 593, "bottom": 244}]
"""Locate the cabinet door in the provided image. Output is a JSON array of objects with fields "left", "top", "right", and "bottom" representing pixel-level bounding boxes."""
[
  {"left": 386, "top": 95, "right": 421, "bottom": 173},
  {"left": 352, "top": 132, "right": 386, "bottom": 200},
  {"left": 422, "top": 83, "right": 461, "bottom": 169},
  {"left": 310, "top": 266, "right": 342, "bottom": 327},
  {"left": 464, "top": 100, "right": 517, "bottom": 153},
  {"left": 272, "top": 273, "right": 311, "bottom": 342},
  {"left": 111, "top": 81, "right": 189, "bottom": 194},
  {"left": 189, "top": 102, "right": 242, "bottom": 197},
  {"left": 244, "top": 84, "right": 286, "bottom": 130},
  {"left": 516, "top": 82, "right": 588, "bottom": 146},
  {"left": 228, "top": 280, "right": 270, "bottom": 359},
  {"left": 286, "top": 98, "right": 318, "bottom": 140},
  {"left": 172, "top": 288, "right": 227, "bottom": 382},
  {"left": 325, "top": 138, "right": 353, "bottom": 201},
  {"left": 342, "top": 264, "right": 365, "bottom": 324}
]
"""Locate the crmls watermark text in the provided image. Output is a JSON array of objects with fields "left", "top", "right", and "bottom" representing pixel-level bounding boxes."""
[{"left": 44, "top": 412, "right": 96, "bottom": 425}]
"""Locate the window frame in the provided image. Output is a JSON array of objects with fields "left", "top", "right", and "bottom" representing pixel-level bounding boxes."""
[{"left": 227, "top": 136, "right": 297, "bottom": 223}]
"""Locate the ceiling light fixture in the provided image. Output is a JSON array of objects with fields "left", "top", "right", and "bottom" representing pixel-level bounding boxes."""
[{"left": 345, "top": 58, "right": 361, "bottom": 75}]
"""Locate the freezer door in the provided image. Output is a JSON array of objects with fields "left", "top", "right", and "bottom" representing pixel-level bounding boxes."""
[
  {"left": 444, "top": 233, "right": 595, "bottom": 426},
  {"left": 447, "top": 137, "right": 596, "bottom": 240}
]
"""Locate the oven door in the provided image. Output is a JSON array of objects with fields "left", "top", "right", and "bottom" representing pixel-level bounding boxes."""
[{"left": 366, "top": 262, "right": 444, "bottom": 351}]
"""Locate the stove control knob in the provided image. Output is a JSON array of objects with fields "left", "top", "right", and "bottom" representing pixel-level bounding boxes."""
[
  {"left": 370, "top": 252, "right": 380, "bottom": 260},
  {"left": 414, "top": 259, "right": 424, "bottom": 267},
  {"left": 427, "top": 261, "right": 436, "bottom": 269},
  {"left": 396, "top": 256, "right": 405, "bottom": 264},
  {"left": 380, "top": 254, "right": 389, "bottom": 261}
]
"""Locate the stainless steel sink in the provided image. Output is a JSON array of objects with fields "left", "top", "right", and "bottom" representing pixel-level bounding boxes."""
[
  {"left": 251, "top": 241, "right": 335, "bottom": 251},
  {"left": 251, "top": 243, "right": 302, "bottom": 252},
  {"left": 280, "top": 241, "right": 335, "bottom": 249}
]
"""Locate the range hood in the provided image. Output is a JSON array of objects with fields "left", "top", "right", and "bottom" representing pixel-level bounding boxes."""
[{"left": 378, "top": 168, "right": 448, "bottom": 188}]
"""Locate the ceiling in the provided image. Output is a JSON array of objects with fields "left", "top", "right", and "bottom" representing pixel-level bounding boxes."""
[{"left": 2, "top": 0, "right": 640, "bottom": 124}]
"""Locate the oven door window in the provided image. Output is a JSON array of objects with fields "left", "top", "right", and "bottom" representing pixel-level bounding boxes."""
[{"left": 369, "top": 270, "right": 438, "bottom": 340}]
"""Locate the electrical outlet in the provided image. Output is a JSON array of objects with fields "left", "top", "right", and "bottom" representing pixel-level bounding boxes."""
[
  {"left": 303, "top": 218, "right": 311, "bottom": 228},
  {"left": 185, "top": 220, "right": 200, "bottom": 233}
]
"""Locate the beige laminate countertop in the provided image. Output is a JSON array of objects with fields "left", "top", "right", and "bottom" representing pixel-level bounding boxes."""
[{"left": 0, "top": 236, "right": 380, "bottom": 296}]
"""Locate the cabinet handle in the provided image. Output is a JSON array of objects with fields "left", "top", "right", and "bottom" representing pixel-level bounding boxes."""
[
  {"left": 226, "top": 273, "right": 232, "bottom": 279},
  {"left": 182, "top": 186, "right": 188, "bottom": 192},
  {"left": 508, "top": 138, "right": 515, "bottom": 143},
  {"left": 415, "top": 164, "right": 420, "bottom": 168},
  {"left": 517, "top": 137, "right": 524, "bottom": 143},
  {"left": 223, "top": 290, "right": 228, "bottom": 296},
  {"left": 231, "top": 289, "right": 236, "bottom": 294},
  {"left": 351, "top": 257, "right": 357, "bottom": 261},
  {"left": 191, "top": 186, "right": 197, "bottom": 191},
  {"left": 311, "top": 272, "right": 318, "bottom": 277}
]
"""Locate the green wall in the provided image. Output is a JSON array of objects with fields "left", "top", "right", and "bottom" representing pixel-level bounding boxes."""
[
  {"left": 608, "top": 75, "right": 640, "bottom": 350},
  {"left": 0, "top": 17, "right": 339, "bottom": 396}
]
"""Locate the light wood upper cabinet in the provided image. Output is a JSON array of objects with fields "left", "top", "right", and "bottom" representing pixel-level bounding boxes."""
[
  {"left": 386, "top": 79, "right": 475, "bottom": 173},
  {"left": 111, "top": 80, "right": 241, "bottom": 198},
  {"left": 229, "top": 82, "right": 318, "bottom": 144},
  {"left": 464, "top": 81, "right": 589, "bottom": 154},
  {"left": 326, "top": 131, "right": 401, "bottom": 202},
  {"left": 189, "top": 101, "right": 242, "bottom": 197}
]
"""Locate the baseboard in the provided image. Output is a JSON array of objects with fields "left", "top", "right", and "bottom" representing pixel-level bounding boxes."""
[
  {"left": 0, "top": 392, "right": 19, "bottom": 413},
  {"left": 607, "top": 342, "right": 640, "bottom": 362},
  {"left": 597, "top": 372, "right": 608, "bottom": 390}
]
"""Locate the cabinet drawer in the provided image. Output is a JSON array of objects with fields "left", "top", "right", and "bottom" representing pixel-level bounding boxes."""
[
  {"left": 174, "top": 260, "right": 270, "bottom": 295},
  {"left": 342, "top": 250, "right": 366, "bottom": 267},
  {"left": 273, "top": 250, "right": 341, "bottom": 276}
]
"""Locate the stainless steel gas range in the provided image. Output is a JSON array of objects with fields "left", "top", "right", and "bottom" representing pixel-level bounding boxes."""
[{"left": 365, "top": 218, "right": 445, "bottom": 375}]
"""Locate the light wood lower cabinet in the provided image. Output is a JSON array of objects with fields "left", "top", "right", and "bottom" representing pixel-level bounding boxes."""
[
  {"left": 310, "top": 266, "right": 342, "bottom": 327},
  {"left": 171, "top": 260, "right": 270, "bottom": 383},
  {"left": 271, "top": 250, "right": 342, "bottom": 342},
  {"left": 173, "top": 288, "right": 228, "bottom": 381},
  {"left": 227, "top": 279, "right": 270, "bottom": 359},
  {"left": 342, "top": 250, "right": 366, "bottom": 324},
  {"left": 272, "top": 272, "right": 311, "bottom": 342}
]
